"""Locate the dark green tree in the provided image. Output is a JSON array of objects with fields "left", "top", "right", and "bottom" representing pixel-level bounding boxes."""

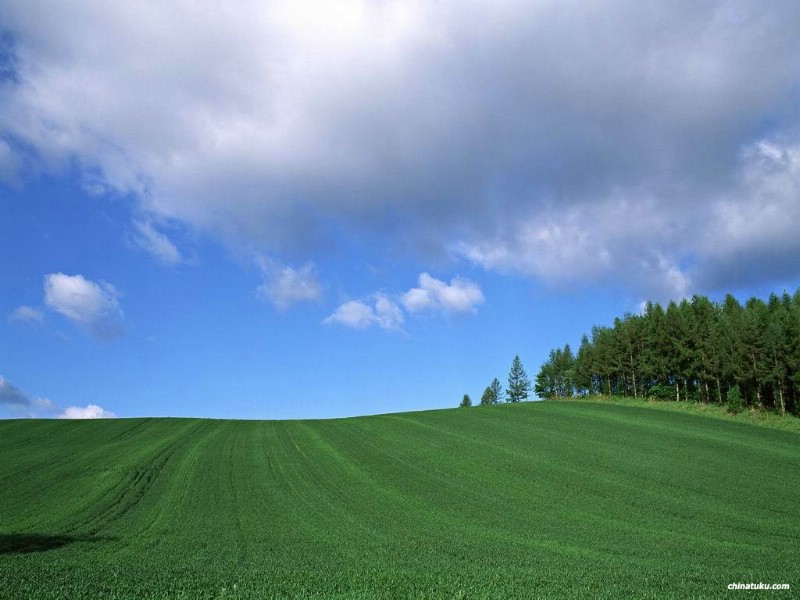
[
  {"left": 506, "top": 355, "right": 531, "bottom": 402},
  {"left": 538, "top": 287, "right": 800, "bottom": 416},
  {"left": 480, "top": 378, "right": 503, "bottom": 405},
  {"left": 535, "top": 356, "right": 555, "bottom": 398},
  {"left": 459, "top": 394, "right": 472, "bottom": 408},
  {"left": 489, "top": 378, "right": 503, "bottom": 404},
  {"left": 479, "top": 386, "right": 494, "bottom": 406},
  {"left": 574, "top": 334, "right": 595, "bottom": 395},
  {"left": 726, "top": 384, "right": 744, "bottom": 414}
]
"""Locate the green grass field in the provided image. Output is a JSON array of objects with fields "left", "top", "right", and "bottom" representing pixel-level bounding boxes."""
[{"left": 1, "top": 401, "right": 798, "bottom": 599}]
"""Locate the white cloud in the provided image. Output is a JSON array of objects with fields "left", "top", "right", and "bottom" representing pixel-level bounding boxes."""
[
  {"left": 716, "top": 139, "right": 800, "bottom": 247},
  {"left": 2, "top": 2, "right": 800, "bottom": 295},
  {"left": 8, "top": 305, "right": 45, "bottom": 326},
  {"left": 324, "top": 294, "right": 404, "bottom": 331},
  {"left": 58, "top": 404, "right": 117, "bottom": 419},
  {"left": 256, "top": 257, "right": 322, "bottom": 310},
  {"left": 131, "top": 219, "right": 182, "bottom": 265},
  {"left": 43, "top": 273, "right": 125, "bottom": 339},
  {"left": 401, "top": 273, "right": 484, "bottom": 314},
  {"left": 457, "top": 195, "right": 695, "bottom": 302},
  {"left": 326, "top": 272, "right": 483, "bottom": 331}
]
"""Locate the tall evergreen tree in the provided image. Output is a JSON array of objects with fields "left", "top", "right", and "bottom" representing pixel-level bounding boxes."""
[
  {"left": 506, "top": 355, "right": 532, "bottom": 402},
  {"left": 574, "top": 334, "right": 595, "bottom": 395},
  {"left": 459, "top": 394, "right": 472, "bottom": 408},
  {"left": 534, "top": 354, "right": 556, "bottom": 398}
]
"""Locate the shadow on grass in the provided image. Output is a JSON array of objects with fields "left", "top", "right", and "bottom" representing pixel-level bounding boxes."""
[{"left": 0, "top": 533, "right": 115, "bottom": 554}]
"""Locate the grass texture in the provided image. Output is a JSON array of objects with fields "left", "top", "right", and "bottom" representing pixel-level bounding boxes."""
[{"left": 1, "top": 401, "right": 798, "bottom": 598}]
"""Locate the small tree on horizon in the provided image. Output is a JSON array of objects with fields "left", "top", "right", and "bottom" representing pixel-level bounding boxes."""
[
  {"left": 506, "top": 355, "right": 532, "bottom": 402},
  {"left": 480, "top": 378, "right": 503, "bottom": 405},
  {"left": 459, "top": 393, "right": 473, "bottom": 408},
  {"left": 479, "top": 386, "right": 494, "bottom": 405},
  {"left": 489, "top": 378, "right": 503, "bottom": 404}
]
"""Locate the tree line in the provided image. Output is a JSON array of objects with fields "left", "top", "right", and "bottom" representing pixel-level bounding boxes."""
[
  {"left": 534, "top": 290, "right": 800, "bottom": 416},
  {"left": 460, "top": 355, "right": 532, "bottom": 407}
]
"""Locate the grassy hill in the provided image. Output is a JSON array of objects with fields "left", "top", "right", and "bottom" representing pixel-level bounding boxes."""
[{"left": 1, "top": 401, "right": 798, "bottom": 599}]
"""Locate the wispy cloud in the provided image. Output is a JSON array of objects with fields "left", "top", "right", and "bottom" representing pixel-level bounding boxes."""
[
  {"left": 131, "top": 219, "right": 183, "bottom": 266},
  {"left": 43, "top": 273, "right": 126, "bottom": 339},
  {"left": 256, "top": 257, "right": 323, "bottom": 310},
  {"left": 0, "top": 138, "right": 21, "bottom": 186},
  {"left": 8, "top": 305, "right": 44, "bottom": 326}
]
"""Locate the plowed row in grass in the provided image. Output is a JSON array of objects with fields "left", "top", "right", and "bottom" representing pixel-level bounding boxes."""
[{"left": 1, "top": 402, "right": 798, "bottom": 598}]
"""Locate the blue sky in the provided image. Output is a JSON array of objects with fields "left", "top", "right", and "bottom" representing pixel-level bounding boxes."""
[{"left": 2, "top": 1, "right": 800, "bottom": 419}]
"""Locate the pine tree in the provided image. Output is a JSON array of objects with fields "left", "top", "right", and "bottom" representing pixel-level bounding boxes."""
[
  {"left": 479, "top": 386, "right": 494, "bottom": 406},
  {"left": 574, "top": 334, "right": 595, "bottom": 395},
  {"left": 459, "top": 394, "right": 472, "bottom": 408},
  {"left": 506, "top": 355, "right": 531, "bottom": 402},
  {"left": 539, "top": 287, "right": 800, "bottom": 416},
  {"left": 489, "top": 378, "right": 503, "bottom": 404},
  {"left": 479, "top": 378, "right": 503, "bottom": 405}
]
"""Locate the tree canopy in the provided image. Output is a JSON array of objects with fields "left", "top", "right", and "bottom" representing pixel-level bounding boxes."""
[{"left": 535, "top": 291, "right": 800, "bottom": 416}]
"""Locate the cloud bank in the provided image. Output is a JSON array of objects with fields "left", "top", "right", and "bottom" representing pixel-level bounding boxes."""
[{"left": 2, "top": 1, "right": 800, "bottom": 298}]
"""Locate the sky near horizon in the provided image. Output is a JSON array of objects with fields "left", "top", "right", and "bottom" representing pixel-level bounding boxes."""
[{"left": 2, "top": 1, "right": 800, "bottom": 419}]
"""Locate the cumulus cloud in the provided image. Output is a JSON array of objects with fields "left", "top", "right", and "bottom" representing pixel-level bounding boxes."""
[
  {"left": 324, "top": 294, "right": 404, "bottom": 332},
  {"left": 43, "top": 273, "right": 125, "bottom": 339},
  {"left": 8, "top": 305, "right": 45, "bottom": 326},
  {"left": 131, "top": 219, "right": 183, "bottom": 265},
  {"left": 256, "top": 257, "right": 323, "bottom": 310},
  {"left": 325, "top": 272, "right": 483, "bottom": 331},
  {"left": 401, "top": 273, "right": 484, "bottom": 314},
  {"left": 0, "top": 375, "right": 111, "bottom": 419},
  {"left": 2, "top": 1, "right": 800, "bottom": 296},
  {"left": 696, "top": 138, "right": 800, "bottom": 290},
  {"left": 58, "top": 404, "right": 117, "bottom": 419}
]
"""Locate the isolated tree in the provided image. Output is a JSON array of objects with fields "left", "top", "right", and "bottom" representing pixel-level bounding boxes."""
[
  {"left": 506, "top": 355, "right": 531, "bottom": 402},
  {"left": 459, "top": 394, "right": 472, "bottom": 408}
]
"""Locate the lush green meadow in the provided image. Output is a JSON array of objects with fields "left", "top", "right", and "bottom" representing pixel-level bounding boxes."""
[{"left": 1, "top": 401, "right": 798, "bottom": 599}]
